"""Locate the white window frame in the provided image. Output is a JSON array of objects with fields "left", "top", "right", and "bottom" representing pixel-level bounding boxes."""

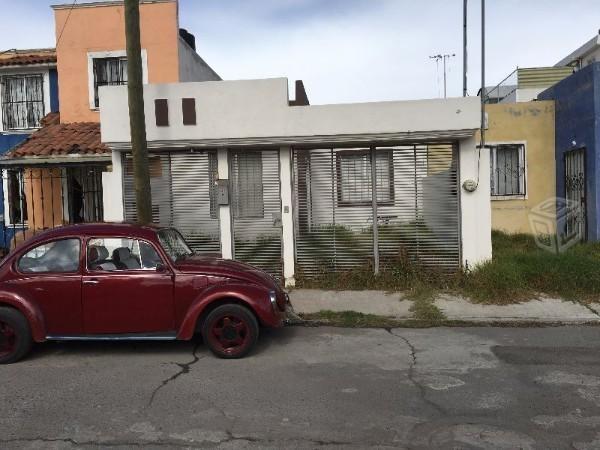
[
  {"left": 336, "top": 149, "right": 394, "bottom": 206},
  {"left": 488, "top": 140, "right": 527, "bottom": 201},
  {"left": 87, "top": 50, "right": 148, "bottom": 111},
  {"left": 0, "top": 68, "right": 50, "bottom": 133}
]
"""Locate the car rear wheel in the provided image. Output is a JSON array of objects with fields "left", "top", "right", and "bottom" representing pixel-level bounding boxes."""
[
  {"left": 202, "top": 304, "right": 259, "bottom": 359},
  {"left": 0, "top": 307, "right": 33, "bottom": 364}
]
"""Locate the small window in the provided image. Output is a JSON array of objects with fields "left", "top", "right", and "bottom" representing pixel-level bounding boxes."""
[
  {"left": 490, "top": 144, "right": 525, "bottom": 197},
  {"left": 6, "top": 169, "right": 27, "bottom": 224},
  {"left": 154, "top": 99, "right": 169, "bottom": 126},
  {"left": 337, "top": 150, "right": 394, "bottom": 206},
  {"left": 87, "top": 237, "right": 162, "bottom": 271},
  {"left": 92, "top": 57, "right": 127, "bottom": 108},
  {"left": 182, "top": 98, "right": 196, "bottom": 125},
  {"left": 1, "top": 74, "right": 45, "bottom": 130},
  {"left": 18, "top": 239, "right": 80, "bottom": 273}
]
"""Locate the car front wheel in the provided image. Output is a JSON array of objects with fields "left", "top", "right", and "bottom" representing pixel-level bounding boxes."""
[
  {"left": 0, "top": 307, "right": 33, "bottom": 364},
  {"left": 202, "top": 304, "right": 259, "bottom": 359}
]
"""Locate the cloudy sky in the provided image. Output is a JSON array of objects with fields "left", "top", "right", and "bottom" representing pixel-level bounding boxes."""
[{"left": 1, "top": 0, "right": 599, "bottom": 104}]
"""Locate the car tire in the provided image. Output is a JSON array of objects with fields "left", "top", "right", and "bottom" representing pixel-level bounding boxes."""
[
  {"left": 202, "top": 304, "right": 259, "bottom": 359},
  {"left": 0, "top": 307, "right": 33, "bottom": 364}
]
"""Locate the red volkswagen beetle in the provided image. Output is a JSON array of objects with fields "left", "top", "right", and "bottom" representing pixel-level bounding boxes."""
[{"left": 0, "top": 223, "right": 293, "bottom": 363}]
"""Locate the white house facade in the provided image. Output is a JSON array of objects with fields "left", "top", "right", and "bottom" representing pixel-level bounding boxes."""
[{"left": 99, "top": 78, "right": 492, "bottom": 286}]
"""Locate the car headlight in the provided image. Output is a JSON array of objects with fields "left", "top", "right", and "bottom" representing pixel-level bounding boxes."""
[{"left": 269, "top": 291, "right": 277, "bottom": 309}]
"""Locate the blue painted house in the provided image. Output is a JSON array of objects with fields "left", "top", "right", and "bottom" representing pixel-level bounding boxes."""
[
  {"left": 0, "top": 48, "right": 59, "bottom": 246},
  {"left": 539, "top": 62, "right": 600, "bottom": 241}
]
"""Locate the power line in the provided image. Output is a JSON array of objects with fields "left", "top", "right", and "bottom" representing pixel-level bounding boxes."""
[{"left": 56, "top": 0, "right": 78, "bottom": 48}]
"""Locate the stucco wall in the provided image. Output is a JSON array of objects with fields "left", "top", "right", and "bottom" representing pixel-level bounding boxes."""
[
  {"left": 539, "top": 63, "right": 600, "bottom": 241},
  {"left": 483, "top": 101, "right": 556, "bottom": 234},
  {"left": 54, "top": 0, "right": 180, "bottom": 123},
  {"left": 100, "top": 78, "right": 481, "bottom": 144}
]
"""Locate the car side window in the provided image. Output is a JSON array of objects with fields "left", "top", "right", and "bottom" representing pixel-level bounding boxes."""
[
  {"left": 18, "top": 239, "right": 81, "bottom": 273},
  {"left": 87, "top": 237, "right": 163, "bottom": 271}
]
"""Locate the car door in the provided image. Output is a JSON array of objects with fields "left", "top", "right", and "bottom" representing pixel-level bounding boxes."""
[
  {"left": 82, "top": 236, "right": 175, "bottom": 334},
  {"left": 12, "top": 237, "right": 83, "bottom": 335}
]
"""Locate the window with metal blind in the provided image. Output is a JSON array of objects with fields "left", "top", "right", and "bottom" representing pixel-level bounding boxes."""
[
  {"left": 490, "top": 144, "right": 525, "bottom": 197},
  {"left": 337, "top": 150, "right": 393, "bottom": 205},
  {"left": 231, "top": 152, "right": 264, "bottom": 218},
  {"left": 93, "top": 57, "right": 127, "bottom": 108},
  {"left": 208, "top": 152, "right": 219, "bottom": 219},
  {"left": 1, "top": 75, "right": 45, "bottom": 130}
]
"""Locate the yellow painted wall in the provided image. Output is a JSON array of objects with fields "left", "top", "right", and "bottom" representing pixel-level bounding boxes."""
[
  {"left": 482, "top": 101, "right": 556, "bottom": 234},
  {"left": 54, "top": 0, "right": 180, "bottom": 123}
]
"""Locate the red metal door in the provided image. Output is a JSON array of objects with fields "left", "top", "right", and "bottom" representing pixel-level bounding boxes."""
[{"left": 82, "top": 271, "right": 174, "bottom": 334}]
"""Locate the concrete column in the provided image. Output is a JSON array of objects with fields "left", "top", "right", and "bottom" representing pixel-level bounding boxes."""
[
  {"left": 279, "top": 146, "right": 296, "bottom": 287},
  {"left": 217, "top": 148, "right": 233, "bottom": 259},
  {"left": 459, "top": 136, "right": 492, "bottom": 268},
  {"left": 102, "top": 150, "right": 125, "bottom": 221}
]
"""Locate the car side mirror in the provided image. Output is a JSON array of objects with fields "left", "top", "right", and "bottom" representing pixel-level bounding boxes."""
[{"left": 155, "top": 262, "right": 167, "bottom": 273}]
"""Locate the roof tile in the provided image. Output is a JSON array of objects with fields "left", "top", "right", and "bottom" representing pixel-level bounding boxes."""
[
  {"left": 0, "top": 48, "right": 57, "bottom": 67},
  {"left": 6, "top": 113, "right": 110, "bottom": 159}
]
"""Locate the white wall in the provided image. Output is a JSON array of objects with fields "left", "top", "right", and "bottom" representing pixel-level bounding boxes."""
[
  {"left": 102, "top": 150, "right": 124, "bottom": 221},
  {"left": 177, "top": 38, "right": 221, "bottom": 82},
  {"left": 100, "top": 78, "right": 481, "bottom": 146},
  {"left": 459, "top": 136, "right": 492, "bottom": 268}
]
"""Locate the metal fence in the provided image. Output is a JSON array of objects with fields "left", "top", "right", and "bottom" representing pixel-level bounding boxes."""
[
  {"left": 292, "top": 143, "right": 461, "bottom": 278},
  {"left": 1, "top": 165, "right": 105, "bottom": 251}
]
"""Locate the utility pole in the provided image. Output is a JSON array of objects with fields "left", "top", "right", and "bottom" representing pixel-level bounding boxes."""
[
  {"left": 124, "top": 0, "right": 152, "bottom": 224},
  {"left": 463, "top": 0, "right": 468, "bottom": 96},
  {"left": 480, "top": 0, "right": 486, "bottom": 152},
  {"left": 429, "top": 53, "right": 456, "bottom": 98}
]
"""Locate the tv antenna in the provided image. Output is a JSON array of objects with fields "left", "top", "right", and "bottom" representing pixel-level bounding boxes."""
[{"left": 429, "top": 53, "right": 456, "bottom": 98}]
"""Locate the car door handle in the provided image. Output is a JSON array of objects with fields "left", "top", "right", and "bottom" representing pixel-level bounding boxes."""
[{"left": 83, "top": 279, "right": 99, "bottom": 285}]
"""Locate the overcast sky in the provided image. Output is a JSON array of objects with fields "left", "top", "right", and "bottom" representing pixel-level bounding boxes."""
[{"left": 1, "top": 0, "right": 599, "bottom": 104}]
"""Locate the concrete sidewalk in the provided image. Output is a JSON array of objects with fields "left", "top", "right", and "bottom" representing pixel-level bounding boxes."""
[{"left": 290, "top": 289, "right": 600, "bottom": 323}]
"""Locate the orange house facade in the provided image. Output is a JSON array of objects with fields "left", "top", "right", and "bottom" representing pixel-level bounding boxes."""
[
  {"left": 0, "top": 0, "right": 219, "bottom": 247},
  {"left": 53, "top": 0, "right": 219, "bottom": 123}
]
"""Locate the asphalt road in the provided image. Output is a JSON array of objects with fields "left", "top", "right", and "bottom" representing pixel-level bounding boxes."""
[{"left": 2, "top": 326, "right": 600, "bottom": 449}]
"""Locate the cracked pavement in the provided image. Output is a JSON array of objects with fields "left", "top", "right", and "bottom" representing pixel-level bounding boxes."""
[{"left": 3, "top": 326, "right": 600, "bottom": 448}]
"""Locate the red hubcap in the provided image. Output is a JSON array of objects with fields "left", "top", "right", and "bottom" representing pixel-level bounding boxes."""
[
  {"left": 0, "top": 321, "right": 16, "bottom": 357},
  {"left": 209, "top": 315, "right": 250, "bottom": 356}
]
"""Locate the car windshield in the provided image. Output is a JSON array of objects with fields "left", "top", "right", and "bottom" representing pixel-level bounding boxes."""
[{"left": 157, "top": 228, "right": 194, "bottom": 262}]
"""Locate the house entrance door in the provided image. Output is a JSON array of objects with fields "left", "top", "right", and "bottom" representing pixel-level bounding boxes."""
[
  {"left": 564, "top": 148, "right": 586, "bottom": 240},
  {"left": 229, "top": 149, "right": 283, "bottom": 279}
]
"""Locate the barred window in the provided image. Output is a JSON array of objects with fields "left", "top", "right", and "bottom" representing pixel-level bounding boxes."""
[
  {"left": 337, "top": 150, "right": 394, "bottom": 205},
  {"left": 93, "top": 57, "right": 127, "bottom": 108},
  {"left": 490, "top": 144, "right": 526, "bottom": 196},
  {"left": 6, "top": 169, "right": 27, "bottom": 224},
  {"left": 1, "top": 75, "right": 44, "bottom": 130}
]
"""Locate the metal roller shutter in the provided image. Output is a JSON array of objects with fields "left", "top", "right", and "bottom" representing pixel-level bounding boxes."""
[
  {"left": 229, "top": 149, "right": 283, "bottom": 279},
  {"left": 293, "top": 143, "right": 460, "bottom": 278},
  {"left": 123, "top": 151, "right": 221, "bottom": 255}
]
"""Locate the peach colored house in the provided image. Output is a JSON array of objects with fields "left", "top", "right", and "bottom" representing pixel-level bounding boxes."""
[
  {"left": 53, "top": 0, "right": 220, "bottom": 123},
  {"left": 0, "top": 0, "right": 219, "bottom": 249}
]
